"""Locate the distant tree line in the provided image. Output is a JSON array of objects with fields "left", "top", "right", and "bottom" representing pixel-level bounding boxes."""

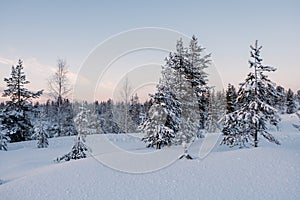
[
  {"left": 0, "top": 58, "right": 154, "bottom": 150},
  {"left": 225, "top": 84, "right": 300, "bottom": 116},
  {"left": 1, "top": 38, "right": 299, "bottom": 152}
]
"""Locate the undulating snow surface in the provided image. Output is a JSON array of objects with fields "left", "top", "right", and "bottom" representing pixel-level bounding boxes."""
[{"left": 0, "top": 114, "right": 300, "bottom": 200}]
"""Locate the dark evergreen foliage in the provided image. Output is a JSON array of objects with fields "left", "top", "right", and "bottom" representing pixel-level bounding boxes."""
[
  {"left": 129, "top": 93, "right": 142, "bottom": 126},
  {"left": 225, "top": 84, "right": 237, "bottom": 114},
  {"left": 1, "top": 59, "right": 43, "bottom": 142},
  {"left": 297, "top": 90, "right": 300, "bottom": 109},
  {"left": 274, "top": 86, "right": 286, "bottom": 114},
  {"left": 286, "top": 88, "right": 297, "bottom": 114}
]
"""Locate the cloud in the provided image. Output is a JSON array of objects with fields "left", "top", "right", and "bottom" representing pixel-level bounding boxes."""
[
  {"left": 0, "top": 56, "right": 80, "bottom": 102},
  {"left": 23, "top": 58, "right": 59, "bottom": 78},
  {"left": 0, "top": 57, "right": 15, "bottom": 66}
]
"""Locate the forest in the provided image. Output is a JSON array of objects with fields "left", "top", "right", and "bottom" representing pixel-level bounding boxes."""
[{"left": 1, "top": 37, "right": 300, "bottom": 155}]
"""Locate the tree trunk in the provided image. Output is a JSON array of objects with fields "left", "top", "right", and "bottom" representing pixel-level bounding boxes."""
[{"left": 254, "top": 129, "right": 258, "bottom": 147}]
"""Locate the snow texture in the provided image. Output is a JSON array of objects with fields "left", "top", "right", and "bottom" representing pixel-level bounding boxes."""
[{"left": 0, "top": 114, "right": 299, "bottom": 199}]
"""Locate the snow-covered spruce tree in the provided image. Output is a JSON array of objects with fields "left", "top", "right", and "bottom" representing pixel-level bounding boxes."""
[
  {"left": 55, "top": 106, "right": 90, "bottom": 162},
  {"left": 30, "top": 108, "right": 50, "bottom": 148},
  {"left": 176, "top": 78, "right": 198, "bottom": 159},
  {"left": 164, "top": 40, "right": 190, "bottom": 134},
  {"left": 32, "top": 121, "right": 49, "bottom": 148},
  {"left": 179, "top": 37, "right": 211, "bottom": 129},
  {"left": 166, "top": 38, "right": 202, "bottom": 159},
  {"left": 141, "top": 36, "right": 210, "bottom": 156},
  {"left": 221, "top": 40, "right": 280, "bottom": 148},
  {"left": 141, "top": 102, "right": 174, "bottom": 149},
  {"left": 73, "top": 106, "right": 90, "bottom": 137},
  {"left": 171, "top": 36, "right": 210, "bottom": 132},
  {"left": 286, "top": 88, "right": 297, "bottom": 114},
  {"left": 159, "top": 66, "right": 182, "bottom": 134},
  {"left": 186, "top": 36, "right": 211, "bottom": 132},
  {"left": 226, "top": 84, "right": 238, "bottom": 114},
  {"left": 2, "top": 59, "right": 43, "bottom": 142},
  {"left": 222, "top": 112, "right": 251, "bottom": 148},
  {"left": 140, "top": 64, "right": 180, "bottom": 149}
]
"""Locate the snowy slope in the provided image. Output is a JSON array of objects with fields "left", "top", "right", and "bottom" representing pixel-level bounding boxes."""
[{"left": 0, "top": 114, "right": 300, "bottom": 200}]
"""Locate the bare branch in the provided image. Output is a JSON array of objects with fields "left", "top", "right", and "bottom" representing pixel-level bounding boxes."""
[{"left": 48, "top": 58, "right": 72, "bottom": 102}]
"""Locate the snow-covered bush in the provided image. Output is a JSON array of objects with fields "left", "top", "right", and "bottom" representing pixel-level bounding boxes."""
[
  {"left": 55, "top": 136, "right": 88, "bottom": 162},
  {"left": 55, "top": 106, "right": 90, "bottom": 162},
  {"left": 32, "top": 123, "right": 49, "bottom": 148},
  {"left": 0, "top": 132, "right": 10, "bottom": 151},
  {"left": 0, "top": 112, "right": 10, "bottom": 151},
  {"left": 293, "top": 112, "right": 300, "bottom": 131}
]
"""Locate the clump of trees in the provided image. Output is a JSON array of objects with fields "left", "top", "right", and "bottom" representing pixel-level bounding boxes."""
[{"left": 141, "top": 36, "right": 211, "bottom": 159}]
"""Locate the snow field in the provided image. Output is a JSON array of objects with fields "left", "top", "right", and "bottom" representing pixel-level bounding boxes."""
[{"left": 0, "top": 114, "right": 299, "bottom": 199}]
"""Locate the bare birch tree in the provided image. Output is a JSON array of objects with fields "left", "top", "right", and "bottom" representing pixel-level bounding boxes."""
[{"left": 48, "top": 58, "right": 73, "bottom": 136}]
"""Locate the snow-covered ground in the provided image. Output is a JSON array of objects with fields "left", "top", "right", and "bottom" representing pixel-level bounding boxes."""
[{"left": 1, "top": 114, "right": 300, "bottom": 200}]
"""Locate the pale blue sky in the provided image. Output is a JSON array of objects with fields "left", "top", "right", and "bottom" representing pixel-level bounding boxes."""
[{"left": 0, "top": 0, "right": 299, "bottom": 101}]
